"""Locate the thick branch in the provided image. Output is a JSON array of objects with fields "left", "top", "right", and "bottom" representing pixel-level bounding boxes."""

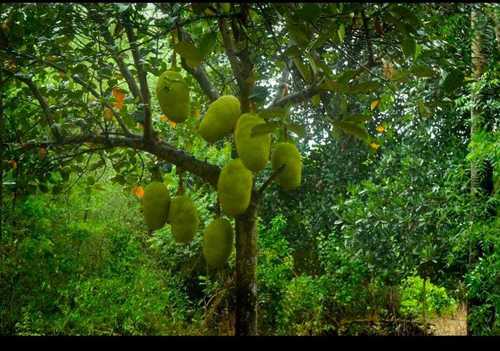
[
  {"left": 218, "top": 19, "right": 242, "bottom": 87},
  {"left": 15, "top": 133, "right": 221, "bottom": 188},
  {"left": 270, "top": 83, "right": 323, "bottom": 109},
  {"left": 123, "top": 17, "right": 153, "bottom": 142}
]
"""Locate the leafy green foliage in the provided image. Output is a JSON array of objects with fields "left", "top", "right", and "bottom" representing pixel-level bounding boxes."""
[{"left": 400, "top": 276, "right": 458, "bottom": 319}]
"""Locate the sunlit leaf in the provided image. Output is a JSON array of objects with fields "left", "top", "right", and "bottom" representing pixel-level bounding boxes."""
[
  {"left": 369, "top": 142, "right": 381, "bottom": 151},
  {"left": 312, "top": 94, "right": 321, "bottom": 107},
  {"left": 338, "top": 23, "right": 345, "bottom": 43},
  {"left": 371, "top": 100, "right": 380, "bottom": 111}
]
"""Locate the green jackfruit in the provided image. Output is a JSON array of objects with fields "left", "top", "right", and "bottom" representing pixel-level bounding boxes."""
[
  {"left": 156, "top": 70, "right": 190, "bottom": 123},
  {"left": 143, "top": 181, "right": 171, "bottom": 230},
  {"left": 217, "top": 158, "right": 253, "bottom": 216},
  {"left": 167, "top": 195, "right": 199, "bottom": 244},
  {"left": 203, "top": 218, "right": 234, "bottom": 268},
  {"left": 198, "top": 95, "right": 241, "bottom": 142},
  {"left": 271, "top": 142, "right": 302, "bottom": 190},
  {"left": 235, "top": 113, "right": 271, "bottom": 172}
]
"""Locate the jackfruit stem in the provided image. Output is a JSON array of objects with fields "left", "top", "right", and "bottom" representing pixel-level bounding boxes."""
[
  {"left": 176, "top": 168, "right": 185, "bottom": 195},
  {"left": 171, "top": 30, "right": 177, "bottom": 69},
  {"left": 283, "top": 126, "right": 288, "bottom": 142},
  {"left": 215, "top": 196, "right": 221, "bottom": 216}
]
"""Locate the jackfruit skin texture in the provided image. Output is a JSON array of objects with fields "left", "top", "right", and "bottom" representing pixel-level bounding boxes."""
[
  {"left": 167, "top": 195, "right": 199, "bottom": 243},
  {"left": 235, "top": 113, "right": 271, "bottom": 172},
  {"left": 203, "top": 218, "right": 234, "bottom": 268},
  {"left": 143, "top": 181, "right": 171, "bottom": 230},
  {"left": 156, "top": 70, "right": 190, "bottom": 123},
  {"left": 217, "top": 158, "right": 253, "bottom": 216},
  {"left": 271, "top": 142, "right": 302, "bottom": 190},
  {"left": 198, "top": 95, "right": 241, "bottom": 143}
]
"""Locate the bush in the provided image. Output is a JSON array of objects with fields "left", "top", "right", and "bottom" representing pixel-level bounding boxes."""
[{"left": 400, "top": 276, "right": 457, "bottom": 319}]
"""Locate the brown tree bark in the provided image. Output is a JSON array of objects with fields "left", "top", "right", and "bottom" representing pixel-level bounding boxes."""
[{"left": 234, "top": 194, "right": 259, "bottom": 335}]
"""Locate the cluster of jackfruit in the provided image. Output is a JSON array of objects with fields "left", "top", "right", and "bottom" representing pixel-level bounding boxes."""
[
  {"left": 151, "top": 67, "right": 304, "bottom": 269},
  {"left": 142, "top": 181, "right": 200, "bottom": 244}
]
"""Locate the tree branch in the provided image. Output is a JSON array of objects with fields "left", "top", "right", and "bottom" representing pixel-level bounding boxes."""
[
  {"left": 4, "top": 51, "right": 134, "bottom": 137},
  {"left": 3, "top": 69, "right": 62, "bottom": 141},
  {"left": 14, "top": 133, "right": 221, "bottom": 188},
  {"left": 361, "top": 9, "right": 375, "bottom": 68},
  {"left": 269, "top": 82, "right": 324, "bottom": 109},
  {"left": 218, "top": 18, "right": 242, "bottom": 87},
  {"left": 177, "top": 28, "right": 220, "bottom": 102},
  {"left": 122, "top": 16, "right": 153, "bottom": 142},
  {"left": 100, "top": 24, "right": 142, "bottom": 100},
  {"left": 257, "top": 164, "right": 285, "bottom": 196}
]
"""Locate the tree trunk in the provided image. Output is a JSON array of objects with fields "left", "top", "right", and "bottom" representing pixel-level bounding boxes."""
[
  {"left": 467, "top": 5, "right": 496, "bottom": 335},
  {"left": 234, "top": 194, "right": 259, "bottom": 336},
  {"left": 0, "top": 71, "right": 3, "bottom": 241}
]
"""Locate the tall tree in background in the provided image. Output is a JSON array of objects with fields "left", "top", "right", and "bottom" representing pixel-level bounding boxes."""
[{"left": 468, "top": 3, "right": 496, "bottom": 335}]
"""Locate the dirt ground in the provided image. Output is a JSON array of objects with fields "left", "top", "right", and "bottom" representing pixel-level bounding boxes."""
[{"left": 429, "top": 304, "right": 467, "bottom": 336}]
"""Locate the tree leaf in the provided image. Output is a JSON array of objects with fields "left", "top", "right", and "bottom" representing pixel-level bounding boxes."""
[
  {"left": 371, "top": 100, "right": 380, "bottom": 111},
  {"left": 320, "top": 80, "right": 348, "bottom": 93},
  {"left": 332, "top": 120, "right": 370, "bottom": 142},
  {"left": 343, "top": 114, "right": 372, "bottom": 124},
  {"left": 311, "top": 94, "right": 321, "bottom": 107},
  {"left": 258, "top": 107, "right": 289, "bottom": 121},
  {"left": 198, "top": 31, "right": 217, "bottom": 58},
  {"left": 292, "top": 57, "right": 312, "bottom": 82},
  {"left": 412, "top": 64, "right": 434, "bottom": 78},
  {"left": 401, "top": 35, "right": 416, "bottom": 59},
  {"left": 248, "top": 86, "right": 268, "bottom": 104},
  {"left": 173, "top": 41, "right": 203, "bottom": 69},
  {"left": 287, "top": 21, "right": 309, "bottom": 47},
  {"left": 418, "top": 100, "right": 432, "bottom": 118},
  {"left": 338, "top": 23, "right": 345, "bottom": 43},
  {"left": 441, "top": 69, "right": 465, "bottom": 94},
  {"left": 348, "top": 81, "right": 382, "bottom": 94},
  {"left": 251, "top": 122, "right": 282, "bottom": 136},
  {"left": 286, "top": 122, "right": 306, "bottom": 138},
  {"left": 390, "top": 5, "right": 421, "bottom": 30},
  {"left": 297, "top": 4, "right": 322, "bottom": 22}
]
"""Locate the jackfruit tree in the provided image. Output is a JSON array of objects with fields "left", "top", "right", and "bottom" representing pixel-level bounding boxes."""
[{"left": 2, "top": 2, "right": 481, "bottom": 335}]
